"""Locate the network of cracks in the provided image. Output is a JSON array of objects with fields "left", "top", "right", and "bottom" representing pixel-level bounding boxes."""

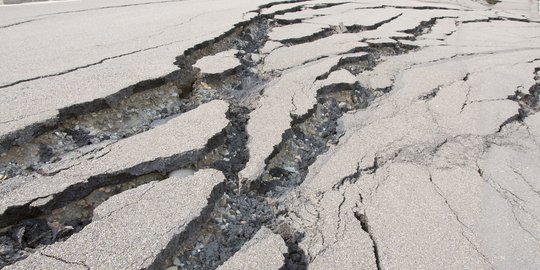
[{"left": 1, "top": 0, "right": 539, "bottom": 269}]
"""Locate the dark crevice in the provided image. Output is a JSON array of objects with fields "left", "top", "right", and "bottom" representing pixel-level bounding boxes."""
[
  {"left": 278, "top": 27, "right": 337, "bottom": 46},
  {"left": 273, "top": 13, "right": 403, "bottom": 48},
  {"left": 308, "top": 2, "right": 349, "bottom": 10},
  {"left": 0, "top": 19, "right": 40, "bottom": 29},
  {"left": 461, "top": 16, "right": 537, "bottom": 24},
  {"left": 419, "top": 85, "right": 442, "bottom": 101},
  {"left": 346, "top": 13, "right": 403, "bottom": 33},
  {"left": 485, "top": 0, "right": 500, "bottom": 5},
  {"left": 258, "top": 0, "right": 310, "bottom": 10},
  {"left": 354, "top": 5, "right": 464, "bottom": 11},
  {"left": 332, "top": 157, "right": 380, "bottom": 190},
  {"left": 276, "top": 222, "right": 307, "bottom": 270},
  {"left": 508, "top": 76, "right": 540, "bottom": 117},
  {"left": 317, "top": 54, "right": 375, "bottom": 79},
  {"left": 497, "top": 113, "right": 521, "bottom": 132},
  {"left": 274, "top": 17, "right": 305, "bottom": 25},
  {"left": 0, "top": 42, "right": 182, "bottom": 89},
  {"left": 402, "top": 16, "right": 458, "bottom": 38},
  {"left": 40, "top": 253, "right": 90, "bottom": 270},
  {"left": 256, "top": 99, "right": 343, "bottom": 196},
  {"left": 354, "top": 211, "right": 382, "bottom": 270}
]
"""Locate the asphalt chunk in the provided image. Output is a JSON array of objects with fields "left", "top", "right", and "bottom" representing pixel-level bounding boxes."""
[{"left": 217, "top": 227, "right": 287, "bottom": 270}]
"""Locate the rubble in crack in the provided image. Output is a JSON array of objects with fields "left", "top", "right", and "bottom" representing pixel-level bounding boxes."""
[{"left": 1, "top": 0, "right": 540, "bottom": 269}]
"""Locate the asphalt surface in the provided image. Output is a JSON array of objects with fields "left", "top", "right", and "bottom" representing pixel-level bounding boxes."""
[{"left": 1, "top": 0, "right": 540, "bottom": 269}]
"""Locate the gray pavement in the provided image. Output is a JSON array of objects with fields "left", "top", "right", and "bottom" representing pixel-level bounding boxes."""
[
  {"left": 217, "top": 227, "right": 287, "bottom": 270},
  {"left": 1, "top": 0, "right": 540, "bottom": 269}
]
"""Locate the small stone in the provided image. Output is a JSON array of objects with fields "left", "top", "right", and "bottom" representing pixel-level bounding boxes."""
[
  {"left": 251, "top": 54, "right": 261, "bottom": 62},
  {"left": 169, "top": 168, "right": 195, "bottom": 178},
  {"left": 214, "top": 216, "right": 223, "bottom": 223},
  {"left": 173, "top": 257, "right": 181, "bottom": 266},
  {"left": 284, "top": 166, "right": 298, "bottom": 174},
  {"left": 216, "top": 195, "right": 228, "bottom": 207},
  {"left": 166, "top": 266, "right": 178, "bottom": 270}
]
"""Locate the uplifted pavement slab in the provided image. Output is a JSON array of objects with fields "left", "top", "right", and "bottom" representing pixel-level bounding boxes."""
[
  {"left": 217, "top": 227, "right": 287, "bottom": 270},
  {"left": 193, "top": 49, "right": 241, "bottom": 75},
  {"left": 6, "top": 169, "right": 225, "bottom": 270},
  {"left": 0, "top": 100, "right": 229, "bottom": 227}
]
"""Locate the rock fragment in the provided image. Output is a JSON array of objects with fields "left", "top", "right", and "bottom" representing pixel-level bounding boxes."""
[{"left": 240, "top": 56, "right": 346, "bottom": 183}]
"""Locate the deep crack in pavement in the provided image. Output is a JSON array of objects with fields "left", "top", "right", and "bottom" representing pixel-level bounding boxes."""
[{"left": 1, "top": 0, "right": 540, "bottom": 269}]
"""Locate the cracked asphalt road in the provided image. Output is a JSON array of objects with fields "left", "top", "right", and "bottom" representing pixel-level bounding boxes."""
[{"left": 1, "top": 0, "right": 540, "bottom": 269}]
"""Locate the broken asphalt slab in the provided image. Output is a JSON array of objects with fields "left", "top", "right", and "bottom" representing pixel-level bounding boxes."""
[
  {"left": 0, "top": 100, "right": 229, "bottom": 227},
  {"left": 5, "top": 169, "right": 225, "bottom": 270},
  {"left": 217, "top": 227, "right": 287, "bottom": 270}
]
